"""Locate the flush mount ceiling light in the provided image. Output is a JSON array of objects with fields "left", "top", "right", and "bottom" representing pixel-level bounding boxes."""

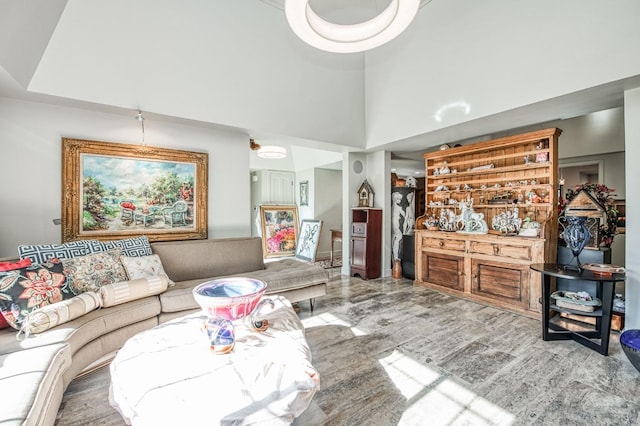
[
  {"left": 284, "top": 0, "right": 420, "bottom": 53},
  {"left": 257, "top": 145, "right": 287, "bottom": 159}
]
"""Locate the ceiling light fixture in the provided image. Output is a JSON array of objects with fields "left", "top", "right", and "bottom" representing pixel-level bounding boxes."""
[
  {"left": 257, "top": 145, "right": 287, "bottom": 159},
  {"left": 284, "top": 0, "right": 420, "bottom": 53}
]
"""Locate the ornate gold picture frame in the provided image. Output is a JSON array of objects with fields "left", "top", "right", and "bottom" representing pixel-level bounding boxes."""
[
  {"left": 62, "top": 138, "right": 208, "bottom": 242},
  {"left": 259, "top": 205, "right": 299, "bottom": 258}
]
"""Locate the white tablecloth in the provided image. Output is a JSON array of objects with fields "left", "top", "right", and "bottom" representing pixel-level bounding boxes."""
[{"left": 109, "top": 296, "right": 319, "bottom": 425}]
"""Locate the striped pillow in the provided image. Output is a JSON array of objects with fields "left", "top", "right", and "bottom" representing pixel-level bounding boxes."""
[
  {"left": 100, "top": 276, "right": 168, "bottom": 307},
  {"left": 20, "top": 292, "right": 102, "bottom": 336}
]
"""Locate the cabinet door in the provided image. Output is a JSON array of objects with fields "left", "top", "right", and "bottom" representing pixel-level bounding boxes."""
[
  {"left": 351, "top": 237, "right": 367, "bottom": 267},
  {"left": 471, "top": 259, "right": 529, "bottom": 309},
  {"left": 422, "top": 252, "right": 464, "bottom": 291}
]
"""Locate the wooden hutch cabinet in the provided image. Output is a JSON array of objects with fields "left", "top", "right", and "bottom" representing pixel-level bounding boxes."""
[
  {"left": 350, "top": 208, "right": 382, "bottom": 280},
  {"left": 414, "top": 128, "right": 561, "bottom": 318}
]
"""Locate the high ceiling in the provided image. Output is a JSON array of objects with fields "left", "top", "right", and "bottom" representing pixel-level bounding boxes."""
[{"left": 1, "top": 1, "right": 639, "bottom": 176}]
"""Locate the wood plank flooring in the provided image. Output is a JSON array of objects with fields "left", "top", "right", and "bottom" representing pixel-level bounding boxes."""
[{"left": 56, "top": 270, "right": 640, "bottom": 425}]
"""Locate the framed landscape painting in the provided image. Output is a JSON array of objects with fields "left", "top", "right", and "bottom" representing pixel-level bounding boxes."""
[
  {"left": 295, "top": 219, "right": 323, "bottom": 262},
  {"left": 61, "top": 138, "right": 208, "bottom": 242},
  {"left": 259, "top": 205, "right": 299, "bottom": 258}
]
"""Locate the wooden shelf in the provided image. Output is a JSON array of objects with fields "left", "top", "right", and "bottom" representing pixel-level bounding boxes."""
[{"left": 415, "top": 127, "right": 562, "bottom": 318}]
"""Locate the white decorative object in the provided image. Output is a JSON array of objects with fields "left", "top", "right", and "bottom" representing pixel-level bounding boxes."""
[
  {"left": 456, "top": 199, "right": 488, "bottom": 234},
  {"left": 491, "top": 208, "right": 522, "bottom": 234}
]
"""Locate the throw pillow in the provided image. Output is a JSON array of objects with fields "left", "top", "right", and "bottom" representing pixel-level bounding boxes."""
[
  {"left": 100, "top": 276, "right": 169, "bottom": 307},
  {"left": 18, "top": 241, "right": 91, "bottom": 264},
  {"left": 0, "top": 258, "right": 32, "bottom": 271},
  {"left": 62, "top": 249, "right": 128, "bottom": 294},
  {"left": 0, "top": 313, "right": 9, "bottom": 329},
  {"left": 0, "top": 260, "right": 77, "bottom": 330},
  {"left": 120, "top": 254, "right": 175, "bottom": 286},
  {"left": 88, "top": 236, "right": 153, "bottom": 257},
  {"left": 20, "top": 291, "right": 102, "bottom": 336}
]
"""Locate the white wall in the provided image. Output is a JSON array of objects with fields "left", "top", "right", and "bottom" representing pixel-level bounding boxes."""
[
  {"left": 624, "top": 88, "right": 640, "bottom": 330},
  {"left": 365, "top": 0, "right": 640, "bottom": 146},
  {"left": 559, "top": 152, "right": 625, "bottom": 199},
  {"left": 27, "top": 0, "right": 365, "bottom": 147},
  {"left": 0, "top": 97, "right": 251, "bottom": 258}
]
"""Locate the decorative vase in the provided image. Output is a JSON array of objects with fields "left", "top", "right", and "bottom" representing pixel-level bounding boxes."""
[
  {"left": 392, "top": 259, "right": 403, "bottom": 279},
  {"left": 560, "top": 216, "right": 590, "bottom": 269}
]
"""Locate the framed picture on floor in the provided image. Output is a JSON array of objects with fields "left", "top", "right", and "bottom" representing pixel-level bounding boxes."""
[
  {"left": 61, "top": 138, "right": 208, "bottom": 243},
  {"left": 295, "top": 219, "right": 323, "bottom": 262},
  {"left": 259, "top": 205, "right": 299, "bottom": 258}
]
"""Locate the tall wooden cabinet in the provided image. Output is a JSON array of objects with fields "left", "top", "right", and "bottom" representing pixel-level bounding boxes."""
[
  {"left": 414, "top": 128, "right": 561, "bottom": 318},
  {"left": 350, "top": 208, "right": 382, "bottom": 280}
]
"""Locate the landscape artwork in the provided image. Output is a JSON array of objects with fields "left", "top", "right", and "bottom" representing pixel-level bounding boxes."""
[
  {"left": 62, "top": 138, "right": 208, "bottom": 242},
  {"left": 260, "top": 205, "right": 299, "bottom": 258}
]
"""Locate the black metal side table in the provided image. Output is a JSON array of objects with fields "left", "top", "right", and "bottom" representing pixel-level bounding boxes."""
[{"left": 530, "top": 263, "right": 625, "bottom": 355}]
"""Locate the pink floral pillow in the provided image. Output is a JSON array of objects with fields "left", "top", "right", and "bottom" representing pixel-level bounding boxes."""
[{"left": 0, "top": 259, "right": 78, "bottom": 330}]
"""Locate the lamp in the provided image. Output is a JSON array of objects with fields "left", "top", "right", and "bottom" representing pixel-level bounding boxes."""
[
  {"left": 257, "top": 146, "right": 287, "bottom": 159},
  {"left": 284, "top": 0, "right": 420, "bottom": 53}
]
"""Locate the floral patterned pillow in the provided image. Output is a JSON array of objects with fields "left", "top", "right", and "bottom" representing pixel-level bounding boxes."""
[
  {"left": 0, "top": 259, "right": 78, "bottom": 330},
  {"left": 120, "top": 254, "right": 175, "bottom": 286},
  {"left": 62, "top": 249, "right": 128, "bottom": 294}
]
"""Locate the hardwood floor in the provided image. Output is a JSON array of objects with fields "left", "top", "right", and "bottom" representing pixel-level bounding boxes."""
[{"left": 56, "top": 270, "right": 640, "bottom": 425}]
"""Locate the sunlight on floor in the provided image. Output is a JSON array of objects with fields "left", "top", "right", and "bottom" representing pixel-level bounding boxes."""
[
  {"left": 380, "top": 350, "right": 516, "bottom": 426},
  {"left": 302, "top": 312, "right": 367, "bottom": 336}
]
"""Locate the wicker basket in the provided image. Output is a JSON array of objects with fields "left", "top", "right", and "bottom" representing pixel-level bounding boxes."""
[{"left": 551, "top": 291, "right": 602, "bottom": 313}]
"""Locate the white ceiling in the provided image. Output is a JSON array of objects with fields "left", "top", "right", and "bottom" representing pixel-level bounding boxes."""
[{"left": 1, "top": 0, "right": 638, "bottom": 177}]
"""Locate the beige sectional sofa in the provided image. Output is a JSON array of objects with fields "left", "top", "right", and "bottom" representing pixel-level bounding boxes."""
[{"left": 0, "top": 236, "right": 329, "bottom": 425}]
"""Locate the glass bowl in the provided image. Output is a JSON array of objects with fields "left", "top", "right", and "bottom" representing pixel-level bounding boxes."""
[{"left": 192, "top": 277, "right": 267, "bottom": 321}]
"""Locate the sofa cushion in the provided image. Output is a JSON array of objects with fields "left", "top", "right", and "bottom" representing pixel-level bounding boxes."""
[
  {"left": 158, "top": 258, "right": 329, "bottom": 314},
  {"left": 88, "top": 236, "right": 153, "bottom": 257},
  {"left": 100, "top": 276, "right": 169, "bottom": 307},
  {"left": 158, "top": 278, "right": 210, "bottom": 313},
  {"left": 121, "top": 254, "right": 175, "bottom": 286},
  {"left": 0, "top": 260, "right": 77, "bottom": 330},
  {"left": 0, "top": 296, "right": 160, "bottom": 357},
  {"left": 151, "top": 237, "right": 265, "bottom": 282},
  {"left": 21, "top": 292, "right": 102, "bottom": 336},
  {"left": 0, "top": 342, "right": 70, "bottom": 425},
  {"left": 62, "top": 249, "right": 128, "bottom": 293},
  {"left": 242, "top": 258, "right": 330, "bottom": 294}
]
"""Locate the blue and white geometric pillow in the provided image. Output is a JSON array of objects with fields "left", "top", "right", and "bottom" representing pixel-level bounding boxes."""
[
  {"left": 18, "top": 241, "right": 92, "bottom": 264},
  {"left": 91, "top": 236, "right": 153, "bottom": 257}
]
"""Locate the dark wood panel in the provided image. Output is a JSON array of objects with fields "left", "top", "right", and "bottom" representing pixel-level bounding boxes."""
[{"left": 350, "top": 209, "right": 382, "bottom": 280}]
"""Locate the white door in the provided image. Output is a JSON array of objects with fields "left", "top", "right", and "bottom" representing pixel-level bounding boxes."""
[{"left": 268, "top": 171, "right": 295, "bottom": 204}]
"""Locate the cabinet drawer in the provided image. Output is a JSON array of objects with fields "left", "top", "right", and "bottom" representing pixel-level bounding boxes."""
[
  {"left": 352, "top": 222, "right": 367, "bottom": 237},
  {"left": 470, "top": 241, "right": 531, "bottom": 261},
  {"left": 421, "top": 236, "right": 466, "bottom": 252}
]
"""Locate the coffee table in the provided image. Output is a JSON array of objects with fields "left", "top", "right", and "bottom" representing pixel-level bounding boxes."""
[{"left": 109, "top": 296, "right": 319, "bottom": 425}]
